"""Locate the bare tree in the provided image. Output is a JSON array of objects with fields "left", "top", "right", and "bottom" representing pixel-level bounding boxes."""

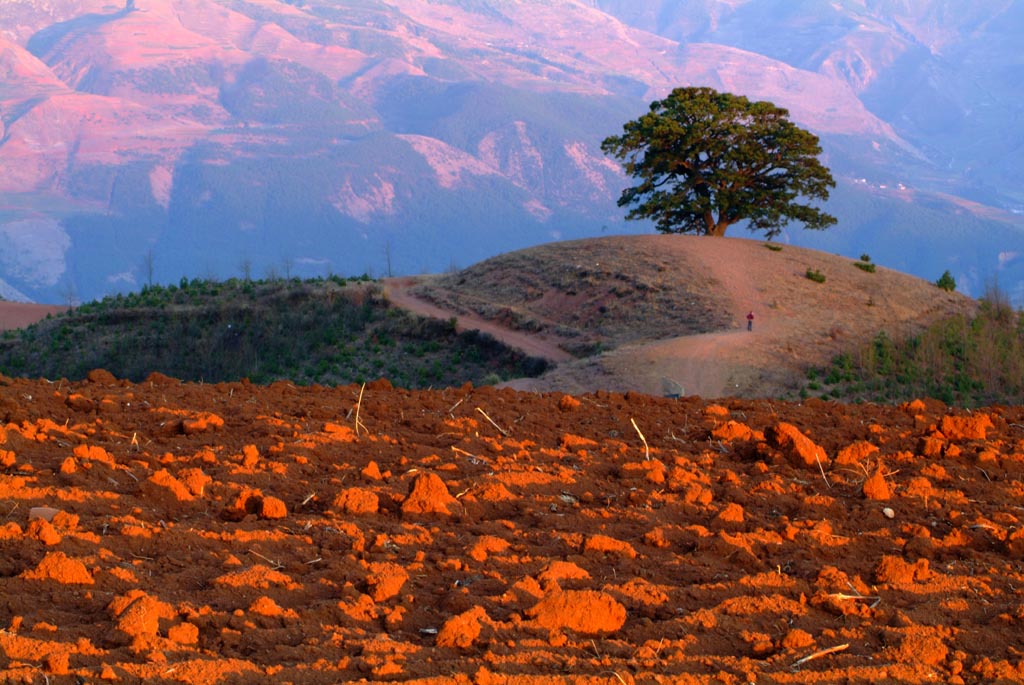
[
  {"left": 239, "top": 258, "right": 253, "bottom": 282},
  {"left": 142, "top": 248, "right": 155, "bottom": 288},
  {"left": 59, "top": 280, "right": 79, "bottom": 308}
]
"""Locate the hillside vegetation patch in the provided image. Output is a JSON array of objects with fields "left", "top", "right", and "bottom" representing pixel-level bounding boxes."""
[
  {"left": 809, "top": 287, "right": 1024, "bottom": 407},
  {"left": 0, "top": 277, "right": 547, "bottom": 387}
]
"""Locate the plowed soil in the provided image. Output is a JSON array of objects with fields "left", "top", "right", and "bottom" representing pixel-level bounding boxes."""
[{"left": 2, "top": 371, "right": 1024, "bottom": 684}]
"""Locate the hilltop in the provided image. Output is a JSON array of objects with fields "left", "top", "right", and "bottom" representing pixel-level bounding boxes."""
[{"left": 395, "top": 235, "right": 977, "bottom": 398}]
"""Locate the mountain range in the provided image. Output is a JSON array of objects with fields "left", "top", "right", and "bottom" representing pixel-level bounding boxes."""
[{"left": 1, "top": 0, "right": 1022, "bottom": 304}]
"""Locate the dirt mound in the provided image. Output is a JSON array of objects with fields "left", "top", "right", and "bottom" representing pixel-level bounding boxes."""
[
  {"left": 2, "top": 373, "right": 1023, "bottom": 683},
  {"left": 399, "top": 236, "right": 977, "bottom": 397}
]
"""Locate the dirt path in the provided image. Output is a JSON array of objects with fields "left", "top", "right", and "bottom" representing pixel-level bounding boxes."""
[
  {"left": 383, "top": 277, "right": 573, "bottom": 363},
  {"left": 384, "top": 243, "right": 782, "bottom": 397},
  {"left": 621, "top": 239, "right": 782, "bottom": 397},
  {"left": 511, "top": 240, "right": 789, "bottom": 397}
]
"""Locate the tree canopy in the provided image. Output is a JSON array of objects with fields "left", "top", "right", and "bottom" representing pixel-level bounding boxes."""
[{"left": 601, "top": 87, "right": 837, "bottom": 238}]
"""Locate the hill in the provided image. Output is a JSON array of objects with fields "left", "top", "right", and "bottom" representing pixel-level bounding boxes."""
[
  {"left": 0, "top": 276, "right": 548, "bottom": 388},
  {"left": 398, "top": 235, "right": 978, "bottom": 398},
  {"left": 0, "top": 236, "right": 982, "bottom": 402}
]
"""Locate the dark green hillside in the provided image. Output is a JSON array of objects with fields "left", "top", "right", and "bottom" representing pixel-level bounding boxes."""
[
  {"left": 0, "top": 277, "right": 548, "bottom": 387},
  {"left": 808, "top": 289, "right": 1024, "bottom": 408}
]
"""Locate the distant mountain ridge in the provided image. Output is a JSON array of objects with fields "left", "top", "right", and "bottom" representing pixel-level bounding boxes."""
[{"left": 0, "top": 0, "right": 1021, "bottom": 303}]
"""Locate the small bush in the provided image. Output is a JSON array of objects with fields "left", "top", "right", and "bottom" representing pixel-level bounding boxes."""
[
  {"left": 935, "top": 270, "right": 957, "bottom": 292},
  {"left": 860, "top": 254, "right": 872, "bottom": 263},
  {"left": 764, "top": 243, "right": 783, "bottom": 252},
  {"left": 805, "top": 268, "right": 826, "bottom": 283},
  {"left": 854, "top": 261, "right": 876, "bottom": 273}
]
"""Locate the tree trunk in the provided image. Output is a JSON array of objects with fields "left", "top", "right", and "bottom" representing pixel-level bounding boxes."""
[
  {"left": 702, "top": 208, "right": 730, "bottom": 236},
  {"left": 708, "top": 221, "right": 730, "bottom": 237}
]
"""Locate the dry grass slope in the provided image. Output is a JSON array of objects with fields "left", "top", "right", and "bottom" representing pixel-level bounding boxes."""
[
  {"left": 415, "top": 239, "right": 733, "bottom": 355},
  {"left": 409, "top": 235, "right": 977, "bottom": 398}
]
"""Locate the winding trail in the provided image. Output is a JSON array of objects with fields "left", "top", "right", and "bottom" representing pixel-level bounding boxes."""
[
  {"left": 383, "top": 241, "right": 782, "bottom": 397},
  {"left": 383, "top": 277, "right": 573, "bottom": 363},
  {"left": 614, "top": 240, "right": 784, "bottom": 397}
]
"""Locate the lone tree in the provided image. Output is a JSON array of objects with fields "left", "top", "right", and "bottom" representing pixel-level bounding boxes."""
[{"left": 602, "top": 87, "right": 836, "bottom": 238}]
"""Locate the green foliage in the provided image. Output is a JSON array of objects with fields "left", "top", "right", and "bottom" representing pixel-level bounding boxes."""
[
  {"left": 0, "top": 278, "right": 548, "bottom": 389},
  {"left": 805, "top": 268, "right": 826, "bottom": 283},
  {"left": 601, "top": 86, "right": 836, "bottom": 238},
  {"left": 809, "top": 289, "right": 1024, "bottom": 407},
  {"left": 860, "top": 254, "right": 872, "bottom": 263},
  {"left": 853, "top": 261, "right": 876, "bottom": 273},
  {"left": 936, "top": 270, "right": 957, "bottom": 292},
  {"left": 764, "top": 243, "right": 783, "bottom": 252}
]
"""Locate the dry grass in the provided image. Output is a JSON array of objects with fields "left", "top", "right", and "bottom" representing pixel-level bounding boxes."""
[
  {"left": 410, "top": 235, "right": 978, "bottom": 398},
  {"left": 413, "top": 237, "right": 733, "bottom": 354}
]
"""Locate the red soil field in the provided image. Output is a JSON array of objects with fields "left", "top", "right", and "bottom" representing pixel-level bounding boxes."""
[
  {"left": 0, "top": 303, "right": 67, "bottom": 332},
  {"left": 1, "top": 371, "right": 1023, "bottom": 684}
]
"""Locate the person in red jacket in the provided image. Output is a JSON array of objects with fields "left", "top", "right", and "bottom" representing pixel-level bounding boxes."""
[{"left": 747, "top": 311, "right": 754, "bottom": 331}]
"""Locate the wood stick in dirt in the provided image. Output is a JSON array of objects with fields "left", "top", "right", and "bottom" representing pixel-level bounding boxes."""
[{"left": 792, "top": 643, "right": 850, "bottom": 669}]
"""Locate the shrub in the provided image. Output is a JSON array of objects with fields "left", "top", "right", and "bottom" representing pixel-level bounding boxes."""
[
  {"left": 805, "top": 268, "right": 826, "bottom": 283},
  {"left": 935, "top": 270, "right": 957, "bottom": 292},
  {"left": 860, "top": 254, "right": 871, "bottom": 262},
  {"left": 854, "top": 261, "right": 876, "bottom": 273},
  {"left": 764, "top": 243, "right": 783, "bottom": 252}
]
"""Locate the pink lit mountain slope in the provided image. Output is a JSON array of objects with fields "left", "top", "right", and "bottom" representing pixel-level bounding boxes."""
[{"left": 0, "top": 0, "right": 1021, "bottom": 304}]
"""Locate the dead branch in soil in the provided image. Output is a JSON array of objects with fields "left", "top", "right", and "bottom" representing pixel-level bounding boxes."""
[
  {"left": 631, "top": 418, "right": 650, "bottom": 461},
  {"left": 827, "top": 591, "right": 882, "bottom": 609},
  {"left": 447, "top": 396, "right": 467, "bottom": 417},
  {"left": 249, "top": 550, "right": 284, "bottom": 570},
  {"left": 815, "top": 453, "right": 832, "bottom": 489},
  {"left": 451, "top": 445, "right": 488, "bottom": 465},
  {"left": 353, "top": 382, "right": 367, "bottom": 436},
  {"left": 792, "top": 643, "right": 850, "bottom": 669},
  {"left": 476, "top": 407, "right": 509, "bottom": 437}
]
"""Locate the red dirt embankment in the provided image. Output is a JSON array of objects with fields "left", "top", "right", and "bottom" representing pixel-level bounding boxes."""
[{"left": 2, "top": 372, "right": 1023, "bottom": 684}]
